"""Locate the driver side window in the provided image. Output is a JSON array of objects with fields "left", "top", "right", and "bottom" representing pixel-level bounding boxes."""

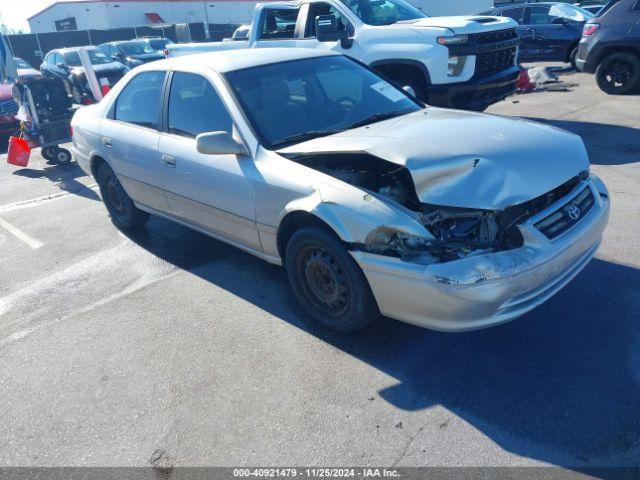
[
  {"left": 305, "top": 3, "right": 352, "bottom": 38},
  {"left": 527, "top": 6, "right": 553, "bottom": 25},
  {"left": 260, "top": 8, "right": 300, "bottom": 39}
]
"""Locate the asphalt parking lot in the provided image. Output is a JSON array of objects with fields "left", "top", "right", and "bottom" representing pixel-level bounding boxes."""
[{"left": 0, "top": 65, "right": 639, "bottom": 471}]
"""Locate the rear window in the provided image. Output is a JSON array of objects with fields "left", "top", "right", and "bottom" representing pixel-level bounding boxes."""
[{"left": 114, "top": 71, "right": 165, "bottom": 129}]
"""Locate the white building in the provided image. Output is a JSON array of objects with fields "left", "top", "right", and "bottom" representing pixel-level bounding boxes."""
[{"left": 28, "top": 0, "right": 494, "bottom": 34}]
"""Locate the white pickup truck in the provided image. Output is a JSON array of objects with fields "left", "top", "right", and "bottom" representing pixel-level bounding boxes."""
[{"left": 166, "top": 0, "right": 521, "bottom": 110}]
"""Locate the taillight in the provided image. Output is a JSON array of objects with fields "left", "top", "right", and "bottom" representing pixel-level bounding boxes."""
[
  {"left": 583, "top": 23, "right": 600, "bottom": 36},
  {"left": 163, "top": 48, "right": 169, "bottom": 58}
]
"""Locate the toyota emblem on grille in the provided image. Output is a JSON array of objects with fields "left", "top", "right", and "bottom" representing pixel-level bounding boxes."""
[{"left": 565, "top": 205, "right": 581, "bottom": 221}]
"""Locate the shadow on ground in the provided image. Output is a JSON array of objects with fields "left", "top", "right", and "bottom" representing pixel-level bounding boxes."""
[
  {"left": 11, "top": 161, "right": 100, "bottom": 202},
  {"left": 123, "top": 216, "right": 640, "bottom": 471},
  {"left": 527, "top": 118, "right": 640, "bottom": 166}
]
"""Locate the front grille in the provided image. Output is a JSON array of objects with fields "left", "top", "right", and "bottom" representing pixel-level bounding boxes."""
[
  {"left": 0, "top": 98, "right": 18, "bottom": 116},
  {"left": 534, "top": 187, "right": 595, "bottom": 240},
  {"left": 471, "top": 28, "right": 519, "bottom": 78}
]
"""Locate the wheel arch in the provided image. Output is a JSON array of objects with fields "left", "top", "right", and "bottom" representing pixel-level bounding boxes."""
[
  {"left": 594, "top": 45, "right": 640, "bottom": 67},
  {"left": 369, "top": 59, "right": 432, "bottom": 86},
  {"left": 276, "top": 210, "right": 345, "bottom": 261}
]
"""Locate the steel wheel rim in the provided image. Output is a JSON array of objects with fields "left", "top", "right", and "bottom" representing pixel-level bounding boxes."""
[
  {"left": 106, "top": 176, "right": 125, "bottom": 214},
  {"left": 300, "top": 246, "right": 350, "bottom": 317}
]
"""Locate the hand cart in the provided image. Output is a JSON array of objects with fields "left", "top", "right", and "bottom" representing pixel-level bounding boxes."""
[{"left": 14, "top": 76, "right": 76, "bottom": 164}]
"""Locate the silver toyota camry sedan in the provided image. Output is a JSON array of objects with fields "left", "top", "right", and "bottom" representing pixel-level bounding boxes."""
[{"left": 71, "top": 48, "right": 610, "bottom": 333}]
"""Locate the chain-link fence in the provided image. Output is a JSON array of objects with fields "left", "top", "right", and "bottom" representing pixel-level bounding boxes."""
[{"left": 6, "top": 22, "right": 239, "bottom": 69}]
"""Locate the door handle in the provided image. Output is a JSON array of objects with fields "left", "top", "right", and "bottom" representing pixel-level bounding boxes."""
[
  {"left": 102, "top": 137, "right": 112, "bottom": 148},
  {"left": 161, "top": 154, "right": 176, "bottom": 168}
]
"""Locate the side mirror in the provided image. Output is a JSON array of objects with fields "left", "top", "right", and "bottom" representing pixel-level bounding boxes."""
[
  {"left": 196, "top": 131, "right": 249, "bottom": 156},
  {"left": 316, "top": 15, "right": 348, "bottom": 43},
  {"left": 56, "top": 62, "right": 68, "bottom": 70},
  {"left": 402, "top": 85, "right": 416, "bottom": 98},
  {"left": 551, "top": 17, "right": 570, "bottom": 25}
]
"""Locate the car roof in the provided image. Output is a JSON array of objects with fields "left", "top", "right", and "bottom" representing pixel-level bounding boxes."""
[{"left": 137, "top": 48, "right": 338, "bottom": 74}]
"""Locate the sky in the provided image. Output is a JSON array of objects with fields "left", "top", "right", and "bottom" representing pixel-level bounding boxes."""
[{"left": 0, "top": 0, "right": 65, "bottom": 32}]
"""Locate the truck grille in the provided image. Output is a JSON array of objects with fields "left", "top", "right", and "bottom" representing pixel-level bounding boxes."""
[
  {"left": 471, "top": 28, "right": 519, "bottom": 78},
  {"left": 534, "top": 187, "right": 595, "bottom": 240}
]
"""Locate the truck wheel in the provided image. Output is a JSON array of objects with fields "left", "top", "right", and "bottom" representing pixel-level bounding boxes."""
[
  {"left": 96, "top": 162, "right": 150, "bottom": 230},
  {"left": 285, "top": 227, "right": 379, "bottom": 333},
  {"left": 596, "top": 52, "right": 640, "bottom": 95}
]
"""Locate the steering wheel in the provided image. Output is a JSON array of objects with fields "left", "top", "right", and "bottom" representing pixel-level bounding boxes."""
[{"left": 323, "top": 96, "right": 357, "bottom": 127}]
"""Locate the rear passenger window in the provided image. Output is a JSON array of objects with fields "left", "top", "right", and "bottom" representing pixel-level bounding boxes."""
[
  {"left": 502, "top": 7, "right": 526, "bottom": 24},
  {"left": 114, "top": 71, "right": 164, "bottom": 129},
  {"left": 261, "top": 9, "right": 299, "bottom": 39},
  {"left": 167, "top": 72, "right": 233, "bottom": 138}
]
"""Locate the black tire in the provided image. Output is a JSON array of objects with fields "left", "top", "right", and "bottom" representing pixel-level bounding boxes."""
[
  {"left": 285, "top": 226, "right": 379, "bottom": 333},
  {"left": 54, "top": 147, "right": 72, "bottom": 164},
  {"left": 41, "top": 146, "right": 57, "bottom": 162},
  {"left": 595, "top": 52, "right": 640, "bottom": 95},
  {"left": 96, "top": 162, "right": 150, "bottom": 230},
  {"left": 569, "top": 46, "right": 579, "bottom": 70}
]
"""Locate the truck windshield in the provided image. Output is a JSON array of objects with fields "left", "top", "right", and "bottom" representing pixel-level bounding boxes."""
[
  {"left": 226, "top": 56, "right": 421, "bottom": 149},
  {"left": 339, "top": 0, "right": 426, "bottom": 26}
]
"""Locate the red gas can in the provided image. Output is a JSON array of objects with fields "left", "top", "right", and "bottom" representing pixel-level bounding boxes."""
[{"left": 6, "top": 136, "right": 31, "bottom": 167}]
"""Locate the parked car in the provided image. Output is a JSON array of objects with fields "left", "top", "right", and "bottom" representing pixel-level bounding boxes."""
[
  {"left": 71, "top": 49, "right": 610, "bottom": 333},
  {"left": 480, "top": 2, "right": 594, "bottom": 67},
  {"left": 576, "top": 0, "right": 640, "bottom": 94},
  {"left": 0, "top": 83, "right": 19, "bottom": 137},
  {"left": 13, "top": 57, "right": 42, "bottom": 79},
  {"left": 580, "top": 4, "right": 605, "bottom": 14},
  {"left": 166, "top": 0, "right": 522, "bottom": 112},
  {"left": 139, "top": 37, "right": 175, "bottom": 52},
  {"left": 99, "top": 40, "right": 165, "bottom": 68},
  {"left": 40, "top": 47, "right": 129, "bottom": 104}
]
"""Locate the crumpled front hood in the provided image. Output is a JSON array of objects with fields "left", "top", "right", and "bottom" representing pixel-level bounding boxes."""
[
  {"left": 278, "top": 109, "right": 589, "bottom": 210},
  {"left": 396, "top": 15, "right": 515, "bottom": 34}
]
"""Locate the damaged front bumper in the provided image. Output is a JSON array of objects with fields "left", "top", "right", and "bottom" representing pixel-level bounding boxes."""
[{"left": 350, "top": 177, "right": 610, "bottom": 332}]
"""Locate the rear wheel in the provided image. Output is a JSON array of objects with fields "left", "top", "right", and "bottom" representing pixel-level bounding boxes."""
[
  {"left": 285, "top": 227, "right": 379, "bottom": 333},
  {"left": 595, "top": 52, "right": 640, "bottom": 95},
  {"left": 96, "top": 162, "right": 150, "bottom": 230},
  {"left": 569, "top": 46, "right": 579, "bottom": 70}
]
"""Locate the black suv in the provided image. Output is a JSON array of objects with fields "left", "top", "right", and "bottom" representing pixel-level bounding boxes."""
[
  {"left": 98, "top": 40, "right": 164, "bottom": 69},
  {"left": 576, "top": 0, "right": 640, "bottom": 93}
]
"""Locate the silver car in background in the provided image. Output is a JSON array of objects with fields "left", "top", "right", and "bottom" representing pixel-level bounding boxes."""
[{"left": 71, "top": 49, "right": 610, "bottom": 333}]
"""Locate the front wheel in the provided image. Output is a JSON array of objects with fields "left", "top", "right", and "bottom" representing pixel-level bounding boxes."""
[
  {"left": 285, "top": 227, "right": 379, "bottom": 333},
  {"left": 569, "top": 46, "right": 579, "bottom": 70},
  {"left": 595, "top": 52, "right": 640, "bottom": 95},
  {"left": 96, "top": 162, "right": 150, "bottom": 230}
]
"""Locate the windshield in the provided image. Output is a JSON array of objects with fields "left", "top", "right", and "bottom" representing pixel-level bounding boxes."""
[
  {"left": 339, "top": 0, "right": 426, "bottom": 26},
  {"left": 549, "top": 4, "right": 594, "bottom": 21},
  {"left": 147, "top": 38, "right": 173, "bottom": 50},
  {"left": 13, "top": 58, "right": 32, "bottom": 69},
  {"left": 226, "top": 56, "right": 421, "bottom": 149},
  {"left": 118, "top": 41, "right": 156, "bottom": 55},
  {"left": 64, "top": 49, "right": 112, "bottom": 66}
]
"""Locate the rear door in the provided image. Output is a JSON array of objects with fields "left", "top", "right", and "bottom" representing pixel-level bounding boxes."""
[
  {"left": 158, "top": 71, "right": 260, "bottom": 250},
  {"left": 100, "top": 70, "right": 169, "bottom": 212},
  {"left": 523, "top": 5, "right": 576, "bottom": 61}
]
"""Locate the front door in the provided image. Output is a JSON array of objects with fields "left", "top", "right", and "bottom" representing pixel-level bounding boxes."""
[
  {"left": 100, "top": 70, "right": 169, "bottom": 212},
  {"left": 158, "top": 71, "right": 261, "bottom": 251}
]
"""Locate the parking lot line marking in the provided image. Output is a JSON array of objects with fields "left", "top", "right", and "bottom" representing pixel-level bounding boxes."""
[
  {"left": 0, "top": 217, "right": 44, "bottom": 249},
  {"left": 0, "top": 183, "right": 99, "bottom": 213}
]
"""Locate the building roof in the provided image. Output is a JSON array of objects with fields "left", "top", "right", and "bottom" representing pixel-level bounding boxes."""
[{"left": 28, "top": 0, "right": 256, "bottom": 22}]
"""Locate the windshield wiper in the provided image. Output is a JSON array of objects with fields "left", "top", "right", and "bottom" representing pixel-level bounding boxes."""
[
  {"left": 270, "top": 129, "right": 343, "bottom": 149},
  {"left": 347, "top": 110, "right": 414, "bottom": 130}
]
